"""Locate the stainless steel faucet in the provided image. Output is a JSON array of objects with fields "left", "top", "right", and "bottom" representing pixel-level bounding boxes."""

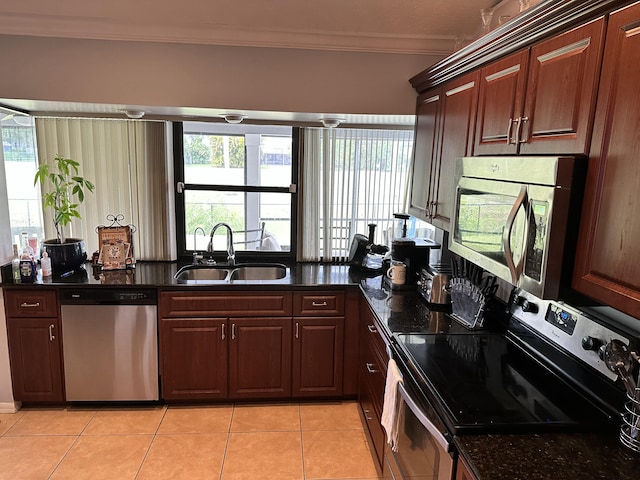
[{"left": 207, "top": 222, "right": 235, "bottom": 265}]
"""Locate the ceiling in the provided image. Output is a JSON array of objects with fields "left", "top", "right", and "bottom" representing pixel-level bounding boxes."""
[{"left": 0, "top": 0, "right": 502, "bottom": 126}]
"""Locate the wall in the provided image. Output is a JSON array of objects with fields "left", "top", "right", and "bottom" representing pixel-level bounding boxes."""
[
  {"left": 0, "top": 132, "right": 17, "bottom": 411},
  {"left": 0, "top": 35, "right": 443, "bottom": 116}
]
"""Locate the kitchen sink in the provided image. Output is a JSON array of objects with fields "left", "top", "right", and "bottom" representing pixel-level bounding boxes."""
[
  {"left": 229, "top": 264, "right": 287, "bottom": 281},
  {"left": 174, "top": 265, "right": 231, "bottom": 282},
  {"left": 174, "top": 263, "right": 288, "bottom": 283}
]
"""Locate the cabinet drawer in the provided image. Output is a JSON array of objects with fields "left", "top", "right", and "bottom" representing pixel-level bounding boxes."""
[
  {"left": 4, "top": 289, "right": 58, "bottom": 317},
  {"left": 160, "top": 291, "right": 293, "bottom": 317},
  {"left": 293, "top": 291, "right": 345, "bottom": 316},
  {"left": 360, "top": 331, "right": 387, "bottom": 416}
]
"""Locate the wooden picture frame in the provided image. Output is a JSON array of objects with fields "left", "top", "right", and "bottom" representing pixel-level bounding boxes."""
[{"left": 97, "top": 225, "right": 135, "bottom": 270}]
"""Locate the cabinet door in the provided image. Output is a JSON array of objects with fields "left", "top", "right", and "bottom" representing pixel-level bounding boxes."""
[
  {"left": 474, "top": 50, "right": 529, "bottom": 155},
  {"left": 456, "top": 456, "right": 478, "bottom": 480},
  {"left": 408, "top": 88, "right": 441, "bottom": 222},
  {"left": 159, "top": 318, "right": 227, "bottom": 400},
  {"left": 228, "top": 317, "right": 292, "bottom": 398},
  {"left": 431, "top": 71, "right": 479, "bottom": 230},
  {"left": 292, "top": 317, "right": 344, "bottom": 397},
  {"left": 573, "top": 2, "right": 640, "bottom": 318},
  {"left": 6, "top": 318, "right": 64, "bottom": 402},
  {"left": 520, "top": 18, "right": 605, "bottom": 154}
]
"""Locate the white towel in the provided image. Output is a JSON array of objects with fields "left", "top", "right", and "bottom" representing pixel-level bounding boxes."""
[
  {"left": 260, "top": 232, "right": 281, "bottom": 251},
  {"left": 381, "top": 358, "right": 404, "bottom": 452}
]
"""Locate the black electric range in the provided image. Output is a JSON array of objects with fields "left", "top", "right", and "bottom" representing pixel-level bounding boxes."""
[{"left": 389, "top": 289, "right": 632, "bottom": 437}]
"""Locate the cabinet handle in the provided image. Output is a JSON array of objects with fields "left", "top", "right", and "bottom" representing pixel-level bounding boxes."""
[
  {"left": 517, "top": 116, "right": 529, "bottom": 144},
  {"left": 49, "top": 324, "right": 55, "bottom": 341},
  {"left": 366, "top": 363, "right": 378, "bottom": 374},
  {"left": 367, "top": 324, "right": 378, "bottom": 334},
  {"left": 506, "top": 118, "right": 514, "bottom": 144},
  {"left": 221, "top": 323, "right": 226, "bottom": 340},
  {"left": 363, "top": 408, "right": 373, "bottom": 421},
  {"left": 311, "top": 301, "right": 328, "bottom": 307},
  {"left": 231, "top": 323, "right": 236, "bottom": 340},
  {"left": 20, "top": 302, "right": 41, "bottom": 308},
  {"left": 295, "top": 322, "right": 300, "bottom": 339}
]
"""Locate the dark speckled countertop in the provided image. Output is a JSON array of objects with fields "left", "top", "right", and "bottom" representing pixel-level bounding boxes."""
[
  {"left": 1, "top": 261, "right": 361, "bottom": 288},
  {"left": 455, "top": 433, "right": 640, "bottom": 480},
  {"left": 358, "top": 275, "right": 640, "bottom": 480}
]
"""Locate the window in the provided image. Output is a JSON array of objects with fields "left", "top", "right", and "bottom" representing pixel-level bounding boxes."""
[
  {"left": 300, "top": 127, "right": 425, "bottom": 262},
  {"left": 175, "top": 122, "right": 297, "bottom": 261},
  {"left": 0, "top": 115, "right": 43, "bottom": 246}
]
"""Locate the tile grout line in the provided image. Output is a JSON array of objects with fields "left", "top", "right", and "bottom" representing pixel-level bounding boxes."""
[
  {"left": 218, "top": 403, "right": 235, "bottom": 480},
  {"left": 133, "top": 405, "right": 169, "bottom": 479},
  {"left": 47, "top": 406, "right": 100, "bottom": 480}
]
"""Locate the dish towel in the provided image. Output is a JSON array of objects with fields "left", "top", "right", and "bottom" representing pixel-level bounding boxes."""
[{"left": 381, "top": 358, "right": 404, "bottom": 452}]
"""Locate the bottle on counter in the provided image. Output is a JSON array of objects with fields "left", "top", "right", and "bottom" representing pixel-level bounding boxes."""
[
  {"left": 41, "top": 251, "right": 52, "bottom": 277},
  {"left": 19, "top": 231, "right": 37, "bottom": 283},
  {"left": 12, "top": 244, "right": 21, "bottom": 283}
]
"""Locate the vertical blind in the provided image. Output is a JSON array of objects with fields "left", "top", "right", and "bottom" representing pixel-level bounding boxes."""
[
  {"left": 300, "top": 127, "right": 414, "bottom": 262},
  {"left": 35, "top": 117, "right": 176, "bottom": 260}
]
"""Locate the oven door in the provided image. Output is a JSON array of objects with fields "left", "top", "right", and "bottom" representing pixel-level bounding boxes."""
[{"left": 384, "top": 382, "right": 454, "bottom": 480}]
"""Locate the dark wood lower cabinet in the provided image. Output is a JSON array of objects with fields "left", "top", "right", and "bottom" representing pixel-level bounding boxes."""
[
  {"left": 6, "top": 318, "right": 64, "bottom": 403},
  {"left": 160, "top": 318, "right": 227, "bottom": 400},
  {"left": 456, "top": 455, "right": 478, "bottom": 480},
  {"left": 292, "top": 317, "right": 344, "bottom": 397},
  {"left": 228, "top": 317, "right": 292, "bottom": 399},
  {"left": 358, "top": 301, "right": 389, "bottom": 471}
]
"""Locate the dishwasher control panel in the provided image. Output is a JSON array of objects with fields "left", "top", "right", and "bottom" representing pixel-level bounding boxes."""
[{"left": 59, "top": 288, "right": 157, "bottom": 305}]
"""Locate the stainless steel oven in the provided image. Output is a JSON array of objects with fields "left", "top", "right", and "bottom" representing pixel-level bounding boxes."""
[
  {"left": 449, "top": 156, "right": 585, "bottom": 299},
  {"left": 383, "top": 380, "right": 454, "bottom": 480}
]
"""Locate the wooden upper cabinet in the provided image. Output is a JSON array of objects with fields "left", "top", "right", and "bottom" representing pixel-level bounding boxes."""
[
  {"left": 573, "top": 2, "right": 640, "bottom": 318},
  {"left": 408, "top": 72, "right": 478, "bottom": 230},
  {"left": 433, "top": 71, "right": 479, "bottom": 229},
  {"left": 474, "top": 18, "right": 605, "bottom": 155},
  {"left": 521, "top": 18, "right": 605, "bottom": 154},
  {"left": 475, "top": 50, "right": 529, "bottom": 155},
  {"left": 408, "top": 88, "right": 441, "bottom": 222}
]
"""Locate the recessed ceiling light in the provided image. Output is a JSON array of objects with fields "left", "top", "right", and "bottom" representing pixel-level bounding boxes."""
[
  {"left": 223, "top": 114, "right": 246, "bottom": 124},
  {"left": 320, "top": 118, "right": 344, "bottom": 128},
  {"left": 123, "top": 109, "right": 145, "bottom": 119}
]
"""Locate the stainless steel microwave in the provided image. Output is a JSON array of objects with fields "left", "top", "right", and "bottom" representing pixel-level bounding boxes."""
[{"left": 449, "top": 156, "right": 584, "bottom": 299}]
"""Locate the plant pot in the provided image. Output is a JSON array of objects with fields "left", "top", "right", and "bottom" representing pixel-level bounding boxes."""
[{"left": 42, "top": 238, "right": 87, "bottom": 276}]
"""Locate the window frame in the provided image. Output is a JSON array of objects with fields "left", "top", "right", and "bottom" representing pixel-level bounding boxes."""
[{"left": 173, "top": 122, "right": 299, "bottom": 263}]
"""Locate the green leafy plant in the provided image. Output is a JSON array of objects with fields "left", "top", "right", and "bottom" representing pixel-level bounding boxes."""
[{"left": 33, "top": 154, "right": 95, "bottom": 243}]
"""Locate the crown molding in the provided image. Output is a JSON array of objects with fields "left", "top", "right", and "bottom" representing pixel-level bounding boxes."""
[{"left": 0, "top": 12, "right": 455, "bottom": 55}]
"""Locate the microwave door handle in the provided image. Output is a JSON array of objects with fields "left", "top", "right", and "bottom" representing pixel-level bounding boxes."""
[
  {"left": 398, "top": 382, "right": 451, "bottom": 452},
  {"left": 503, "top": 186, "right": 528, "bottom": 285}
]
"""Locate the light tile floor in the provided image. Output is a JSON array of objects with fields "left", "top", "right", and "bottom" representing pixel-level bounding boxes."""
[{"left": 0, "top": 401, "right": 381, "bottom": 480}]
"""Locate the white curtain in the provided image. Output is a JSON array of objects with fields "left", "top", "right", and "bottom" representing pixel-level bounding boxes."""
[
  {"left": 300, "top": 127, "right": 414, "bottom": 262},
  {"left": 34, "top": 117, "right": 176, "bottom": 260}
]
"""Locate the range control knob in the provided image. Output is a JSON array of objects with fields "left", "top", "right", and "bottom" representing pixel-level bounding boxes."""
[
  {"left": 581, "top": 336, "right": 603, "bottom": 352},
  {"left": 520, "top": 299, "right": 539, "bottom": 314}
]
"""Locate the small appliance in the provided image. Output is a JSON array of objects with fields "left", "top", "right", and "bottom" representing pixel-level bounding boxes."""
[
  {"left": 417, "top": 263, "right": 452, "bottom": 308},
  {"left": 387, "top": 237, "right": 439, "bottom": 287},
  {"left": 348, "top": 223, "right": 388, "bottom": 274}
]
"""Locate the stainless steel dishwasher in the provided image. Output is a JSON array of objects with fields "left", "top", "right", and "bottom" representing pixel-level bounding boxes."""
[{"left": 60, "top": 288, "right": 159, "bottom": 401}]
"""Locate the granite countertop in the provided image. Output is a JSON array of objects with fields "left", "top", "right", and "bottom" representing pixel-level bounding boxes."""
[
  {"left": 456, "top": 433, "right": 640, "bottom": 480},
  {"left": 358, "top": 276, "right": 640, "bottom": 479},
  {"left": 1, "top": 261, "right": 362, "bottom": 289}
]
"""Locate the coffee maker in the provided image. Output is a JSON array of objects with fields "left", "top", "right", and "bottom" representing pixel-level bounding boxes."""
[{"left": 384, "top": 213, "right": 440, "bottom": 288}]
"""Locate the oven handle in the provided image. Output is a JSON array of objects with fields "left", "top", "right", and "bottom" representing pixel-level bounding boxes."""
[{"left": 397, "top": 382, "right": 451, "bottom": 452}]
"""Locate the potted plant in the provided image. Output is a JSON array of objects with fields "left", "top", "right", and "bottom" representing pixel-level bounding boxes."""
[{"left": 34, "top": 154, "right": 95, "bottom": 275}]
